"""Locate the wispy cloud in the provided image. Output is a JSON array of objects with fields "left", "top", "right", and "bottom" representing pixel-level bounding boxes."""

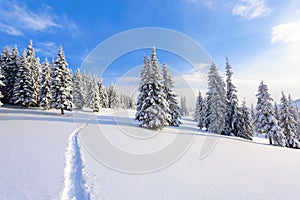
[
  {"left": 35, "top": 42, "right": 59, "bottom": 58},
  {"left": 271, "top": 20, "right": 300, "bottom": 44},
  {"left": 0, "top": 1, "right": 78, "bottom": 36},
  {"left": 232, "top": 0, "right": 270, "bottom": 19}
]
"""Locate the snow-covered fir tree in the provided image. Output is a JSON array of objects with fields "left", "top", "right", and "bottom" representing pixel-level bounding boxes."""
[
  {"left": 135, "top": 48, "right": 171, "bottom": 129},
  {"left": 51, "top": 46, "right": 73, "bottom": 115},
  {"left": 195, "top": 91, "right": 205, "bottom": 129},
  {"left": 237, "top": 100, "right": 253, "bottom": 140},
  {"left": 12, "top": 51, "right": 36, "bottom": 107},
  {"left": 180, "top": 95, "right": 188, "bottom": 117},
  {"left": 84, "top": 74, "right": 93, "bottom": 108},
  {"left": 108, "top": 83, "right": 119, "bottom": 109},
  {"left": 162, "top": 63, "right": 181, "bottom": 126},
  {"left": 91, "top": 78, "right": 101, "bottom": 112},
  {"left": 128, "top": 95, "right": 136, "bottom": 110},
  {"left": 72, "top": 69, "right": 85, "bottom": 109},
  {"left": 201, "top": 97, "right": 209, "bottom": 130},
  {"left": 39, "top": 58, "right": 52, "bottom": 110},
  {"left": 279, "top": 93, "right": 300, "bottom": 148},
  {"left": 25, "top": 40, "right": 40, "bottom": 106},
  {"left": 98, "top": 80, "right": 108, "bottom": 108},
  {"left": 0, "top": 65, "right": 4, "bottom": 106},
  {"left": 194, "top": 91, "right": 202, "bottom": 122},
  {"left": 2, "top": 45, "right": 20, "bottom": 104},
  {"left": 206, "top": 62, "right": 226, "bottom": 134},
  {"left": 255, "top": 81, "right": 286, "bottom": 146},
  {"left": 274, "top": 102, "right": 280, "bottom": 122},
  {"left": 0, "top": 47, "right": 9, "bottom": 103},
  {"left": 250, "top": 104, "right": 255, "bottom": 122},
  {"left": 224, "top": 58, "right": 240, "bottom": 136}
]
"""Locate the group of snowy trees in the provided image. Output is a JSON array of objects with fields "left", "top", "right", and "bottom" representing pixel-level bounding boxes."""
[
  {"left": 0, "top": 41, "right": 135, "bottom": 114},
  {"left": 194, "top": 58, "right": 300, "bottom": 148},
  {"left": 195, "top": 58, "right": 254, "bottom": 140},
  {"left": 136, "top": 48, "right": 181, "bottom": 129},
  {"left": 254, "top": 82, "right": 300, "bottom": 148}
]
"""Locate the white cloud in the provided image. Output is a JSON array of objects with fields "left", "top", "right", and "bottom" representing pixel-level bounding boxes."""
[
  {"left": 232, "top": 0, "right": 270, "bottom": 19},
  {"left": 35, "top": 42, "right": 58, "bottom": 58},
  {"left": 0, "top": 2, "right": 78, "bottom": 36},
  {"left": 271, "top": 20, "right": 300, "bottom": 44},
  {"left": 0, "top": 23, "right": 22, "bottom": 36}
]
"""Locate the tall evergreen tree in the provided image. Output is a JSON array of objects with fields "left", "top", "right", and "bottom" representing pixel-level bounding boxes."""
[
  {"left": 274, "top": 102, "right": 280, "bottom": 122},
  {"left": 206, "top": 62, "right": 226, "bottom": 134},
  {"left": 91, "top": 78, "right": 101, "bottom": 112},
  {"left": 39, "top": 59, "right": 52, "bottom": 110},
  {"left": 279, "top": 93, "right": 300, "bottom": 148},
  {"left": 162, "top": 63, "right": 181, "bottom": 126},
  {"left": 2, "top": 45, "right": 20, "bottom": 103},
  {"left": 108, "top": 83, "right": 119, "bottom": 109},
  {"left": 72, "top": 69, "right": 85, "bottom": 109},
  {"left": 51, "top": 46, "right": 73, "bottom": 115},
  {"left": 135, "top": 48, "right": 171, "bottom": 129},
  {"left": 12, "top": 51, "right": 36, "bottom": 107},
  {"left": 85, "top": 74, "right": 93, "bottom": 108},
  {"left": 0, "top": 47, "right": 9, "bottom": 102},
  {"left": 255, "top": 81, "right": 286, "bottom": 146},
  {"left": 237, "top": 100, "right": 253, "bottom": 140},
  {"left": 224, "top": 58, "right": 240, "bottom": 136},
  {"left": 98, "top": 80, "right": 108, "bottom": 108},
  {"left": 25, "top": 40, "right": 40, "bottom": 106},
  {"left": 0, "top": 66, "right": 4, "bottom": 106},
  {"left": 195, "top": 91, "right": 206, "bottom": 129}
]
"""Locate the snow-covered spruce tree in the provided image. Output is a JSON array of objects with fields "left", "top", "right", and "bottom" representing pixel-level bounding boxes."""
[
  {"left": 206, "top": 62, "right": 226, "bottom": 134},
  {"left": 39, "top": 58, "right": 52, "bottom": 110},
  {"left": 255, "top": 81, "right": 286, "bottom": 146},
  {"left": 12, "top": 51, "right": 36, "bottom": 107},
  {"left": 180, "top": 95, "right": 188, "bottom": 117},
  {"left": 2, "top": 45, "right": 20, "bottom": 104},
  {"left": 135, "top": 48, "right": 171, "bottom": 129},
  {"left": 72, "top": 69, "right": 85, "bottom": 109},
  {"left": 162, "top": 63, "right": 181, "bottom": 126},
  {"left": 0, "top": 66, "right": 4, "bottom": 106},
  {"left": 195, "top": 91, "right": 205, "bottom": 129},
  {"left": 274, "top": 102, "right": 280, "bottom": 122},
  {"left": 0, "top": 47, "right": 9, "bottom": 103},
  {"left": 108, "top": 83, "right": 119, "bottom": 109},
  {"left": 279, "top": 93, "right": 300, "bottom": 148},
  {"left": 224, "top": 58, "right": 241, "bottom": 136},
  {"left": 51, "top": 46, "right": 73, "bottom": 115},
  {"left": 84, "top": 74, "right": 93, "bottom": 108},
  {"left": 201, "top": 97, "right": 209, "bottom": 130},
  {"left": 128, "top": 95, "right": 136, "bottom": 110},
  {"left": 91, "top": 78, "right": 101, "bottom": 112},
  {"left": 237, "top": 100, "right": 253, "bottom": 140},
  {"left": 194, "top": 91, "right": 201, "bottom": 122},
  {"left": 98, "top": 80, "right": 108, "bottom": 108},
  {"left": 25, "top": 40, "right": 40, "bottom": 106}
]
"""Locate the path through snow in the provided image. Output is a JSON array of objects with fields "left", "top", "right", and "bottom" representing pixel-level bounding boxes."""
[{"left": 61, "top": 117, "right": 94, "bottom": 200}]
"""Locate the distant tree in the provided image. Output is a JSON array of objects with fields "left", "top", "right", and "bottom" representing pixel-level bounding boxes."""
[
  {"left": 72, "top": 69, "right": 85, "bottom": 109},
  {"left": 250, "top": 104, "right": 256, "bottom": 134},
  {"left": 51, "top": 46, "right": 73, "bottom": 115},
  {"left": 279, "top": 93, "right": 300, "bottom": 148},
  {"left": 91, "top": 78, "right": 101, "bottom": 112},
  {"left": 195, "top": 91, "right": 205, "bottom": 129},
  {"left": 237, "top": 100, "right": 253, "bottom": 140},
  {"left": 255, "top": 81, "right": 285, "bottom": 146},
  {"left": 135, "top": 48, "right": 170, "bottom": 129},
  {"left": 128, "top": 95, "right": 136, "bottom": 110},
  {"left": 84, "top": 74, "right": 93, "bottom": 108},
  {"left": 12, "top": 51, "right": 36, "bottom": 107},
  {"left": 162, "top": 63, "right": 181, "bottom": 126},
  {"left": 180, "top": 95, "right": 188, "bottom": 117},
  {"left": 224, "top": 58, "right": 240, "bottom": 136},
  {"left": 206, "top": 62, "right": 226, "bottom": 134},
  {"left": 98, "top": 80, "right": 108, "bottom": 108},
  {"left": 39, "top": 58, "right": 52, "bottom": 110},
  {"left": 108, "top": 83, "right": 119, "bottom": 109}
]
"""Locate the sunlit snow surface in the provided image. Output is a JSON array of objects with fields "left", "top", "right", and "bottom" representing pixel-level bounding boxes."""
[{"left": 1, "top": 107, "right": 300, "bottom": 200}]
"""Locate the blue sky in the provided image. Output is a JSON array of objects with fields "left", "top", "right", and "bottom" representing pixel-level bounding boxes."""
[{"left": 1, "top": 0, "right": 300, "bottom": 106}]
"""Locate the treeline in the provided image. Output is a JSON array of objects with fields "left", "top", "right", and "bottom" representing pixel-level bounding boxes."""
[
  {"left": 194, "top": 58, "right": 300, "bottom": 148},
  {"left": 0, "top": 40, "right": 135, "bottom": 114}
]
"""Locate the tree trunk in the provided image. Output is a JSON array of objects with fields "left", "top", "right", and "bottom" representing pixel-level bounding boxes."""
[{"left": 61, "top": 108, "right": 65, "bottom": 116}]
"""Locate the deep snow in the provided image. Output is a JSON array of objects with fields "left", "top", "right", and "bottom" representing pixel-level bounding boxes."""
[{"left": 1, "top": 106, "right": 300, "bottom": 200}]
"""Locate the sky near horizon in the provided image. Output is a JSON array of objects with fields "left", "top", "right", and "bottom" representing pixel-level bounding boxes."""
[{"left": 0, "top": 0, "right": 300, "bottom": 107}]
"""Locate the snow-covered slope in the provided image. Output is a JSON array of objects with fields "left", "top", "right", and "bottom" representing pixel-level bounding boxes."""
[{"left": 1, "top": 107, "right": 300, "bottom": 200}]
